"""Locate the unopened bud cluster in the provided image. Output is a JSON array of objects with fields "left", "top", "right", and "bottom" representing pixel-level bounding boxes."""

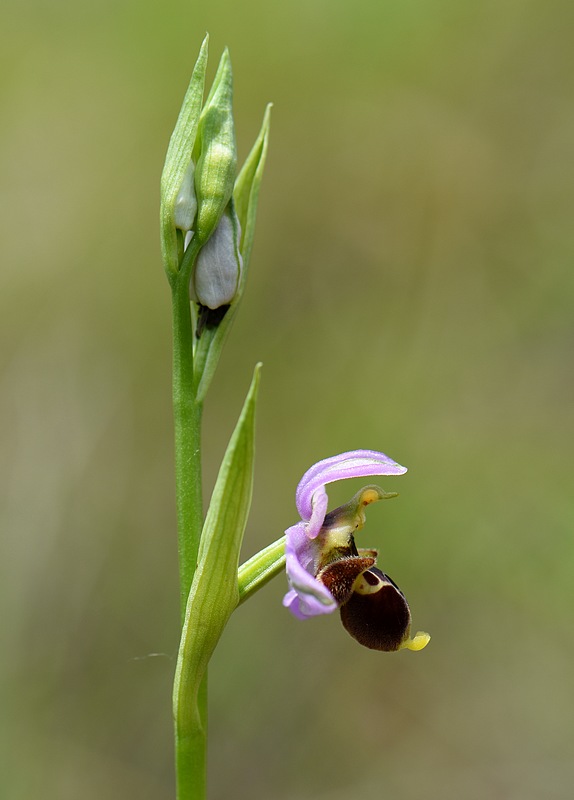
[
  {"left": 161, "top": 38, "right": 245, "bottom": 313},
  {"left": 179, "top": 49, "right": 240, "bottom": 311}
]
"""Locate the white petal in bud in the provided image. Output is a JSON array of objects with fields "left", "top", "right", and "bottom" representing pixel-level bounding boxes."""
[
  {"left": 174, "top": 161, "right": 197, "bottom": 232},
  {"left": 184, "top": 230, "right": 194, "bottom": 251},
  {"left": 192, "top": 208, "right": 242, "bottom": 309}
]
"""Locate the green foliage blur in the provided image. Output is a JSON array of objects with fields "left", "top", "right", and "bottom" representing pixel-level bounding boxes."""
[{"left": 2, "top": 0, "right": 573, "bottom": 797}]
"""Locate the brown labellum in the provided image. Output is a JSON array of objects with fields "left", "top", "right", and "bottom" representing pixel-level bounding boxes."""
[
  {"left": 340, "top": 567, "right": 411, "bottom": 651},
  {"left": 316, "top": 556, "right": 375, "bottom": 606}
]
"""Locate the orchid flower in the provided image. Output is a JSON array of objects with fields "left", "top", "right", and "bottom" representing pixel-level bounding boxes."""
[{"left": 283, "top": 450, "right": 430, "bottom": 652}]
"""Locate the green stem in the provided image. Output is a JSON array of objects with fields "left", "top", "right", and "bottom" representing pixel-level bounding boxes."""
[
  {"left": 172, "top": 280, "right": 204, "bottom": 617},
  {"left": 237, "top": 535, "right": 286, "bottom": 604},
  {"left": 171, "top": 237, "right": 207, "bottom": 800},
  {"left": 174, "top": 677, "right": 207, "bottom": 800}
]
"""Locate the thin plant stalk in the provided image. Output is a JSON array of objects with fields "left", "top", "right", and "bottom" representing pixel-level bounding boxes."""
[
  {"left": 163, "top": 40, "right": 272, "bottom": 800},
  {"left": 171, "top": 272, "right": 203, "bottom": 616},
  {"left": 170, "top": 236, "right": 208, "bottom": 800}
]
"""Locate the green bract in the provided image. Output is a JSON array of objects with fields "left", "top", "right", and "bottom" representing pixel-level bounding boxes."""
[
  {"left": 160, "top": 34, "right": 208, "bottom": 278},
  {"left": 234, "top": 102, "right": 272, "bottom": 269},
  {"left": 173, "top": 365, "right": 261, "bottom": 734}
]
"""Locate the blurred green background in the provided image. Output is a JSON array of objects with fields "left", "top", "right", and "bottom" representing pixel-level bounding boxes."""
[{"left": 2, "top": 0, "right": 574, "bottom": 797}]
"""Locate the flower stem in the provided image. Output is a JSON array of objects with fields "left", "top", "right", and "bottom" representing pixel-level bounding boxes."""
[
  {"left": 171, "top": 278, "right": 204, "bottom": 617},
  {"left": 171, "top": 239, "right": 207, "bottom": 800},
  {"left": 238, "top": 535, "right": 286, "bottom": 604}
]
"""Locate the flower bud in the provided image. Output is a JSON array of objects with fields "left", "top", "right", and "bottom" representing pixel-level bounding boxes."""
[
  {"left": 174, "top": 160, "right": 197, "bottom": 232},
  {"left": 193, "top": 49, "right": 237, "bottom": 246},
  {"left": 192, "top": 205, "right": 242, "bottom": 309}
]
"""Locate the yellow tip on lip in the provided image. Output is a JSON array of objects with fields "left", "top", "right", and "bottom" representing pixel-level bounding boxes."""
[{"left": 401, "top": 631, "right": 431, "bottom": 651}]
